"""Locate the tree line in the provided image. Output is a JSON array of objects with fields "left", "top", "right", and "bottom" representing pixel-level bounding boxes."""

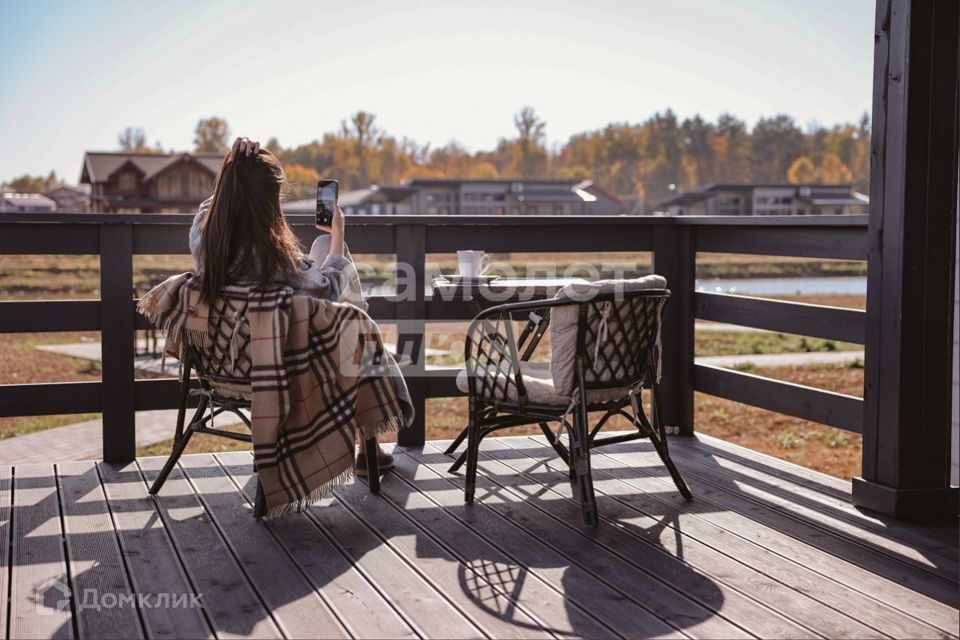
[
  {"left": 262, "top": 108, "right": 871, "bottom": 208},
  {"left": 5, "top": 109, "right": 870, "bottom": 211}
]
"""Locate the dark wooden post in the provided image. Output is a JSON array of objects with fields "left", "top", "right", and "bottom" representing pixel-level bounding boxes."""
[
  {"left": 652, "top": 224, "right": 695, "bottom": 435},
  {"left": 395, "top": 224, "right": 427, "bottom": 445},
  {"left": 854, "top": 0, "right": 959, "bottom": 517},
  {"left": 99, "top": 223, "right": 137, "bottom": 462}
]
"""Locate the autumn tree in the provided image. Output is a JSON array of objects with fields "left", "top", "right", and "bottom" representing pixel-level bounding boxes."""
[
  {"left": 194, "top": 117, "right": 231, "bottom": 153},
  {"left": 787, "top": 156, "right": 817, "bottom": 183},
  {"left": 260, "top": 108, "right": 871, "bottom": 210},
  {"left": 713, "top": 114, "right": 751, "bottom": 182},
  {"left": 5, "top": 171, "right": 61, "bottom": 193},
  {"left": 282, "top": 163, "right": 322, "bottom": 200},
  {"left": 118, "top": 127, "right": 154, "bottom": 153},
  {"left": 679, "top": 115, "right": 715, "bottom": 189},
  {"left": 513, "top": 107, "right": 548, "bottom": 178},
  {"left": 343, "top": 111, "right": 382, "bottom": 187},
  {"left": 817, "top": 153, "right": 853, "bottom": 183},
  {"left": 750, "top": 115, "right": 805, "bottom": 181},
  {"left": 468, "top": 161, "right": 500, "bottom": 179},
  {"left": 635, "top": 110, "right": 684, "bottom": 207}
]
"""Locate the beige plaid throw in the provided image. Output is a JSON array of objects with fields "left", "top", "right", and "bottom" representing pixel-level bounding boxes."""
[{"left": 139, "top": 273, "right": 413, "bottom": 518}]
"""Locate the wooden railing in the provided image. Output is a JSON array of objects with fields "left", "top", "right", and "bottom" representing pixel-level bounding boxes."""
[{"left": 0, "top": 211, "right": 868, "bottom": 461}]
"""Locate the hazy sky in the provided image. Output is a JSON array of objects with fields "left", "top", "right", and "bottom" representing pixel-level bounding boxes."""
[{"left": 0, "top": 0, "right": 875, "bottom": 184}]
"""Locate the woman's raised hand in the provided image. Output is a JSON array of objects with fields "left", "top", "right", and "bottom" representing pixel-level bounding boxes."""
[
  {"left": 227, "top": 137, "right": 260, "bottom": 162},
  {"left": 316, "top": 203, "right": 346, "bottom": 257}
]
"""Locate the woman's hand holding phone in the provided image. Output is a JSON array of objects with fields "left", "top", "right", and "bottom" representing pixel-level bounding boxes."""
[{"left": 316, "top": 203, "right": 345, "bottom": 257}]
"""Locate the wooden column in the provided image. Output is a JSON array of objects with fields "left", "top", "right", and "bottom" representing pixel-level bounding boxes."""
[
  {"left": 395, "top": 224, "right": 426, "bottom": 446},
  {"left": 99, "top": 223, "right": 137, "bottom": 462},
  {"left": 855, "top": 0, "right": 960, "bottom": 517},
  {"left": 652, "top": 225, "right": 695, "bottom": 435}
]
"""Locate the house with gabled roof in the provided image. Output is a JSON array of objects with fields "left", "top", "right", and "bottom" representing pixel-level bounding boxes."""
[{"left": 79, "top": 151, "right": 222, "bottom": 213}]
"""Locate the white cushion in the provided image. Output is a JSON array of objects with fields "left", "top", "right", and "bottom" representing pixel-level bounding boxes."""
[
  {"left": 549, "top": 275, "right": 667, "bottom": 396},
  {"left": 456, "top": 360, "right": 629, "bottom": 406}
]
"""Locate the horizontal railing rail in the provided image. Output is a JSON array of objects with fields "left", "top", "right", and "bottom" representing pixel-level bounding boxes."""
[{"left": 0, "top": 211, "right": 869, "bottom": 461}]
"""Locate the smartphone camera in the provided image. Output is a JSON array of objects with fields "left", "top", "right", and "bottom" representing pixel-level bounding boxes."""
[{"left": 316, "top": 179, "right": 339, "bottom": 227}]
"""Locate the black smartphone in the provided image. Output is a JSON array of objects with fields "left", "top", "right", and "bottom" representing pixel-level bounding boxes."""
[{"left": 316, "top": 179, "right": 339, "bottom": 227}]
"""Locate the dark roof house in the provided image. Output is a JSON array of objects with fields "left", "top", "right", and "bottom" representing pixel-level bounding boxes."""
[{"left": 80, "top": 152, "right": 222, "bottom": 213}]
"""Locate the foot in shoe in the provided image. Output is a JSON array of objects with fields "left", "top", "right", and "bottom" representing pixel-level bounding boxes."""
[{"left": 355, "top": 451, "right": 395, "bottom": 476}]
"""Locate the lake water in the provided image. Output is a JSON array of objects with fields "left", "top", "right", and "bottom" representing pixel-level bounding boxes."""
[
  {"left": 367, "top": 276, "right": 868, "bottom": 297},
  {"left": 695, "top": 276, "right": 866, "bottom": 296}
]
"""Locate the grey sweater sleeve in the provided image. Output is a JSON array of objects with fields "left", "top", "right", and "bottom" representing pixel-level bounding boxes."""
[
  {"left": 189, "top": 197, "right": 212, "bottom": 272},
  {"left": 295, "top": 252, "right": 353, "bottom": 302}
]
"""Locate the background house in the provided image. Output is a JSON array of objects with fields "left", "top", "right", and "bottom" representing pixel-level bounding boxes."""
[
  {"left": 284, "top": 185, "right": 416, "bottom": 215},
  {"left": 80, "top": 152, "right": 221, "bottom": 213},
  {"left": 43, "top": 184, "right": 91, "bottom": 212},
  {"left": 402, "top": 179, "right": 623, "bottom": 215},
  {"left": 0, "top": 192, "right": 57, "bottom": 213},
  {"left": 286, "top": 178, "right": 624, "bottom": 215},
  {"left": 657, "top": 183, "right": 869, "bottom": 216}
]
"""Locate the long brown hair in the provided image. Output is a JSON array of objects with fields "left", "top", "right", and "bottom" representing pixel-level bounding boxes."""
[{"left": 199, "top": 148, "right": 302, "bottom": 301}]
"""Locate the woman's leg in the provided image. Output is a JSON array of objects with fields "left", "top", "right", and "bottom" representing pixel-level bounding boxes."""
[
  {"left": 308, "top": 233, "right": 333, "bottom": 264},
  {"left": 311, "top": 235, "right": 367, "bottom": 310}
]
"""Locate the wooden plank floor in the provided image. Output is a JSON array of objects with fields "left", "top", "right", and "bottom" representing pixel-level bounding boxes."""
[{"left": 1, "top": 434, "right": 957, "bottom": 639}]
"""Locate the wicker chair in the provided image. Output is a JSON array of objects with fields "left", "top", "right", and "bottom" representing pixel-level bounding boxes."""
[
  {"left": 455, "top": 288, "right": 691, "bottom": 526},
  {"left": 147, "top": 295, "right": 381, "bottom": 517}
]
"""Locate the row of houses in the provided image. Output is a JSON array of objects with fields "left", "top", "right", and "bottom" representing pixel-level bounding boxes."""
[
  {"left": 3, "top": 151, "right": 870, "bottom": 216},
  {"left": 656, "top": 183, "right": 869, "bottom": 216},
  {"left": 284, "top": 178, "right": 624, "bottom": 216},
  {"left": 0, "top": 185, "right": 90, "bottom": 213}
]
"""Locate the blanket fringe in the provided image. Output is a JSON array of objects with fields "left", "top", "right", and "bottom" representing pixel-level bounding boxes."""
[
  {"left": 136, "top": 289, "right": 163, "bottom": 322},
  {"left": 357, "top": 413, "right": 407, "bottom": 442},
  {"left": 261, "top": 464, "right": 355, "bottom": 520},
  {"left": 259, "top": 415, "right": 407, "bottom": 520},
  {"left": 137, "top": 297, "right": 211, "bottom": 351}
]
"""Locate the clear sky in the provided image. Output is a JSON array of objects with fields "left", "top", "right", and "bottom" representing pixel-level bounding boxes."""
[{"left": 0, "top": 0, "right": 875, "bottom": 184}]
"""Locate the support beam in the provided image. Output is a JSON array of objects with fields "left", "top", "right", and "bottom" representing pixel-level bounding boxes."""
[
  {"left": 856, "top": 0, "right": 960, "bottom": 517},
  {"left": 395, "top": 224, "right": 427, "bottom": 445},
  {"left": 99, "top": 224, "right": 137, "bottom": 462},
  {"left": 652, "top": 226, "right": 695, "bottom": 435}
]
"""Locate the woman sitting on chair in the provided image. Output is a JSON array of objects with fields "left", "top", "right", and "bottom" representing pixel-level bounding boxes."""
[{"left": 188, "top": 136, "right": 391, "bottom": 474}]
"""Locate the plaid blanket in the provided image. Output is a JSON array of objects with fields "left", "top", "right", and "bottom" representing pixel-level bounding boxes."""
[{"left": 139, "top": 273, "right": 413, "bottom": 518}]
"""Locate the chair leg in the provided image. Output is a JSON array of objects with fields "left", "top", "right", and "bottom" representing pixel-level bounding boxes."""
[
  {"left": 173, "top": 359, "right": 193, "bottom": 441},
  {"left": 650, "top": 384, "right": 692, "bottom": 501},
  {"left": 570, "top": 399, "right": 598, "bottom": 526},
  {"left": 148, "top": 398, "right": 206, "bottom": 495},
  {"left": 451, "top": 424, "right": 492, "bottom": 474},
  {"left": 538, "top": 421, "right": 570, "bottom": 465},
  {"left": 364, "top": 436, "right": 380, "bottom": 494},
  {"left": 448, "top": 449, "right": 468, "bottom": 474},
  {"left": 444, "top": 426, "right": 468, "bottom": 456},
  {"left": 253, "top": 479, "right": 267, "bottom": 519}
]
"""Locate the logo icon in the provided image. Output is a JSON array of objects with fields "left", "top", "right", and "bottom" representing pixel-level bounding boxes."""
[{"left": 35, "top": 578, "right": 71, "bottom": 616}]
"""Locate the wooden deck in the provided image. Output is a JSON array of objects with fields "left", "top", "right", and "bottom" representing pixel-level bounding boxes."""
[{"left": 1, "top": 434, "right": 956, "bottom": 639}]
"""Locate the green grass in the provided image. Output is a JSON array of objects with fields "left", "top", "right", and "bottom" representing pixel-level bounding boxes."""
[
  {"left": 695, "top": 331, "right": 860, "bottom": 357},
  {"left": 136, "top": 422, "right": 250, "bottom": 457},
  {"left": 0, "top": 413, "right": 102, "bottom": 439}
]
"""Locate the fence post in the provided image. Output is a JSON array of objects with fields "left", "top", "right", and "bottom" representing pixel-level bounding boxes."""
[
  {"left": 652, "top": 224, "right": 695, "bottom": 435},
  {"left": 395, "top": 224, "right": 426, "bottom": 446},
  {"left": 855, "top": 0, "right": 959, "bottom": 517},
  {"left": 99, "top": 223, "right": 136, "bottom": 462}
]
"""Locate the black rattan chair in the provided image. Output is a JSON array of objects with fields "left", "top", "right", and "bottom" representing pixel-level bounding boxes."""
[
  {"left": 455, "top": 288, "right": 691, "bottom": 526},
  {"left": 147, "top": 295, "right": 380, "bottom": 517}
]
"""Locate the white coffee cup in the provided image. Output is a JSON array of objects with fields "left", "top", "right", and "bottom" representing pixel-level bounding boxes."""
[{"left": 457, "top": 250, "right": 491, "bottom": 279}]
